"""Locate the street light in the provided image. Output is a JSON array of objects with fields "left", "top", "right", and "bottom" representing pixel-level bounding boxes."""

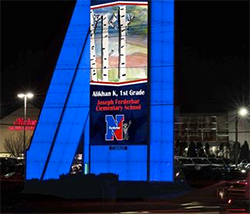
[
  {"left": 238, "top": 107, "right": 248, "bottom": 117},
  {"left": 234, "top": 107, "right": 248, "bottom": 165},
  {"left": 235, "top": 107, "right": 249, "bottom": 144},
  {"left": 17, "top": 92, "right": 34, "bottom": 157}
]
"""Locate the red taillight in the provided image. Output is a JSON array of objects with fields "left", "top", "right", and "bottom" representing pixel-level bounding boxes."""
[
  {"left": 228, "top": 199, "right": 232, "bottom": 204},
  {"left": 238, "top": 182, "right": 248, "bottom": 186}
]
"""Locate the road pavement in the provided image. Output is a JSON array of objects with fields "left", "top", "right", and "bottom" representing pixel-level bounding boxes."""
[{"left": 1, "top": 180, "right": 249, "bottom": 213}]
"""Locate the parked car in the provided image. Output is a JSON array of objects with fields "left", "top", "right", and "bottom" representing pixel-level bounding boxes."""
[
  {"left": 192, "top": 157, "right": 210, "bottom": 167},
  {"left": 208, "top": 158, "right": 226, "bottom": 167},
  {"left": 176, "top": 157, "right": 194, "bottom": 168},
  {"left": 0, "top": 157, "right": 23, "bottom": 176},
  {"left": 229, "top": 159, "right": 249, "bottom": 168},
  {"left": 243, "top": 163, "right": 250, "bottom": 170}
]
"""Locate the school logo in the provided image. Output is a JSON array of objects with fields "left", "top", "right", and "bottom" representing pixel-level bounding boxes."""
[
  {"left": 105, "top": 115, "right": 124, "bottom": 141},
  {"left": 105, "top": 114, "right": 132, "bottom": 141}
]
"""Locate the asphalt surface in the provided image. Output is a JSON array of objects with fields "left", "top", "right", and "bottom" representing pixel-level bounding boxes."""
[
  {"left": 0, "top": 181, "right": 250, "bottom": 214},
  {"left": 1, "top": 180, "right": 249, "bottom": 213}
]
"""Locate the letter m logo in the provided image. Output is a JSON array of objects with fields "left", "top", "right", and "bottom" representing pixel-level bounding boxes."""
[{"left": 105, "top": 115, "right": 124, "bottom": 141}]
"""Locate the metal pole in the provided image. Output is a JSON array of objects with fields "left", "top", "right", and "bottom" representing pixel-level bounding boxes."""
[
  {"left": 24, "top": 96, "right": 27, "bottom": 157},
  {"left": 235, "top": 116, "right": 240, "bottom": 166},
  {"left": 235, "top": 116, "right": 238, "bottom": 143}
]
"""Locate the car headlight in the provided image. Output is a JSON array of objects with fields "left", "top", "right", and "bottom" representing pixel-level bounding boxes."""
[{"left": 241, "top": 169, "right": 246, "bottom": 173}]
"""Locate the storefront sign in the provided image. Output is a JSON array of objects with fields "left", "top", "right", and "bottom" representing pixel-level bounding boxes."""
[{"left": 8, "top": 118, "right": 37, "bottom": 131}]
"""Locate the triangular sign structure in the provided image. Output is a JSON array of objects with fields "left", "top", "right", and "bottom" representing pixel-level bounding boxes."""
[{"left": 27, "top": 0, "right": 174, "bottom": 182}]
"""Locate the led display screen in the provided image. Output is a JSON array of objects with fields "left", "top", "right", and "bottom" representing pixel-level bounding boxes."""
[{"left": 90, "top": 1, "right": 148, "bottom": 145}]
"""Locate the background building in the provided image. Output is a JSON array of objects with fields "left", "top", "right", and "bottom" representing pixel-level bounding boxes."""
[
  {"left": 174, "top": 113, "right": 229, "bottom": 145},
  {"left": 0, "top": 106, "right": 40, "bottom": 156}
]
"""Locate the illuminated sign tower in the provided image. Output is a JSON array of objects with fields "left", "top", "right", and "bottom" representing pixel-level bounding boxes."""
[{"left": 26, "top": 0, "right": 174, "bottom": 182}]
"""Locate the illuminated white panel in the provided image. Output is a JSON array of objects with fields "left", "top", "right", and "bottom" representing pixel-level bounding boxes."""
[
  {"left": 90, "top": 9, "right": 97, "bottom": 81},
  {"left": 118, "top": 5, "right": 127, "bottom": 81},
  {"left": 102, "top": 14, "right": 109, "bottom": 81}
]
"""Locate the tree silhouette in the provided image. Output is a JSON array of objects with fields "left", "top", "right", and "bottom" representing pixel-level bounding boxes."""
[
  {"left": 233, "top": 141, "right": 241, "bottom": 165},
  {"left": 180, "top": 141, "right": 188, "bottom": 156},
  {"left": 218, "top": 143, "right": 225, "bottom": 158},
  {"left": 4, "top": 133, "right": 31, "bottom": 157},
  {"left": 187, "top": 141, "right": 197, "bottom": 157},
  {"left": 205, "top": 142, "right": 210, "bottom": 157},
  {"left": 239, "top": 141, "right": 249, "bottom": 162},
  {"left": 175, "top": 140, "right": 180, "bottom": 156},
  {"left": 196, "top": 142, "right": 205, "bottom": 157}
]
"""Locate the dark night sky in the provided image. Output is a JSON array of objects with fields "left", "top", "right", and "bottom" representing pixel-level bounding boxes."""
[
  {"left": 175, "top": 0, "right": 249, "bottom": 113},
  {"left": 1, "top": 0, "right": 76, "bottom": 117},
  {"left": 1, "top": 0, "right": 249, "bottom": 118}
]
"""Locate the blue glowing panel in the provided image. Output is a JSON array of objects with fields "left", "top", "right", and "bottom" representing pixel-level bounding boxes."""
[
  {"left": 43, "top": 37, "right": 90, "bottom": 180},
  {"left": 83, "top": 115, "right": 90, "bottom": 174},
  {"left": 26, "top": 0, "right": 90, "bottom": 180},
  {"left": 149, "top": 0, "right": 174, "bottom": 182},
  {"left": 91, "top": 146, "right": 147, "bottom": 181}
]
